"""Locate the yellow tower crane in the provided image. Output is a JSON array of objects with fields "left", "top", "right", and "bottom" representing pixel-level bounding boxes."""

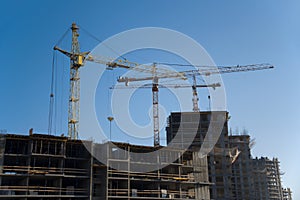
[{"left": 53, "top": 23, "right": 184, "bottom": 139}]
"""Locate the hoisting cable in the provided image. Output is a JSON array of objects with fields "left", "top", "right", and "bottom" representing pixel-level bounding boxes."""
[
  {"left": 48, "top": 51, "right": 56, "bottom": 135},
  {"left": 48, "top": 27, "right": 71, "bottom": 135}
]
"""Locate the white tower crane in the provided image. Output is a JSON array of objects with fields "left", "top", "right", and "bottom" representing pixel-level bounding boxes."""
[{"left": 118, "top": 63, "right": 274, "bottom": 146}]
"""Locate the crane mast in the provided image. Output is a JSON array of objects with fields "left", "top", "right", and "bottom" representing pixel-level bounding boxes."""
[
  {"left": 68, "top": 23, "right": 82, "bottom": 139},
  {"left": 192, "top": 74, "right": 199, "bottom": 112},
  {"left": 151, "top": 64, "right": 160, "bottom": 147},
  {"left": 152, "top": 76, "right": 159, "bottom": 147}
]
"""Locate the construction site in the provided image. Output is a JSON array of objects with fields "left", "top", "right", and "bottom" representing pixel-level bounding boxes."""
[
  {"left": 0, "top": 112, "right": 292, "bottom": 199},
  {"left": 0, "top": 24, "right": 293, "bottom": 200}
]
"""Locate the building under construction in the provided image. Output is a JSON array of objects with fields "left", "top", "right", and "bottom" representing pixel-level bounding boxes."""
[
  {"left": 252, "top": 157, "right": 285, "bottom": 200},
  {"left": 0, "top": 133, "right": 210, "bottom": 199},
  {"left": 166, "top": 111, "right": 292, "bottom": 200},
  {"left": 0, "top": 111, "right": 292, "bottom": 199},
  {"left": 166, "top": 111, "right": 232, "bottom": 199}
]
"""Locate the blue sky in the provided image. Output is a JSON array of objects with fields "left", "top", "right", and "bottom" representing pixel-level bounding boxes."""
[{"left": 1, "top": 0, "right": 299, "bottom": 198}]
